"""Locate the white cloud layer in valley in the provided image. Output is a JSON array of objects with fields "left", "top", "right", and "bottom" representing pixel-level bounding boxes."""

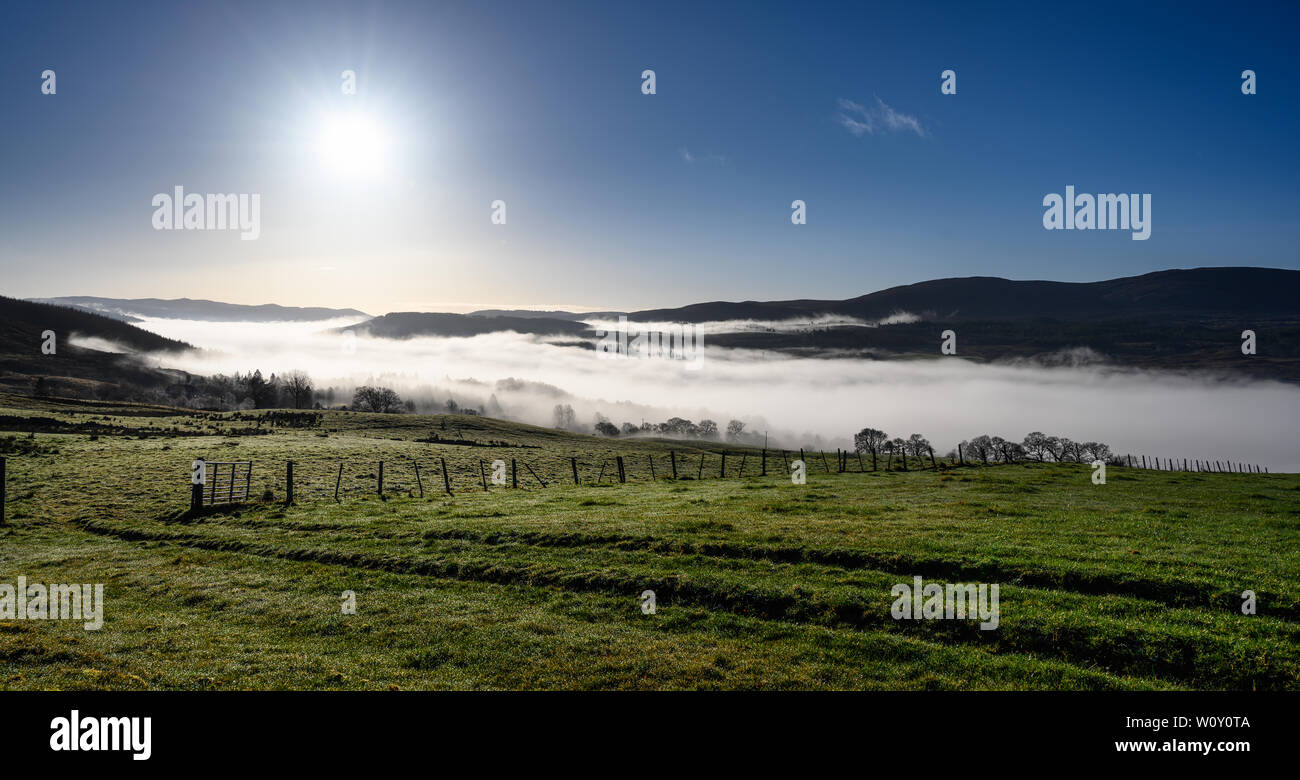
[{"left": 95, "top": 316, "right": 1300, "bottom": 473}]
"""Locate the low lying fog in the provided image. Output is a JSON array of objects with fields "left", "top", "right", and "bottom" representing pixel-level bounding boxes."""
[{"left": 107, "top": 316, "right": 1300, "bottom": 472}]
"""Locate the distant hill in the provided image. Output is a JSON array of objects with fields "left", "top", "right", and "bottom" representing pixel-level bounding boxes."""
[
  {"left": 627, "top": 268, "right": 1300, "bottom": 324},
  {"left": 340, "top": 312, "right": 593, "bottom": 339},
  {"left": 31, "top": 296, "right": 368, "bottom": 323},
  {"left": 618, "top": 268, "right": 1300, "bottom": 381},
  {"left": 0, "top": 295, "right": 193, "bottom": 396},
  {"left": 468, "top": 309, "right": 625, "bottom": 321}
]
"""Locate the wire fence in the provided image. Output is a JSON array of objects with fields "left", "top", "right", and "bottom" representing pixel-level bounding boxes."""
[{"left": 181, "top": 443, "right": 1271, "bottom": 512}]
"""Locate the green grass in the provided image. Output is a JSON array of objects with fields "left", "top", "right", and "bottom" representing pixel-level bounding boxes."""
[{"left": 1, "top": 394, "right": 1297, "bottom": 690}]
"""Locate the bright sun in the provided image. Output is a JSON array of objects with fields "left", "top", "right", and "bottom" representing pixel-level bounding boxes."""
[{"left": 318, "top": 113, "right": 388, "bottom": 176}]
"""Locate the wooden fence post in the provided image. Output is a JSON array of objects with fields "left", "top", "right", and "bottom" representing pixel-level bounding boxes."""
[
  {"left": 413, "top": 460, "right": 424, "bottom": 498},
  {"left": 761, "top": 449, "right": 766, "bottom": 476},
  {"left": 698, "top": 454, "right": 705, "bottom": 480},
  {"left": 616, "top": 456, "right": 626, "bottom": 483},
  {"left": 378, "top": 461, "right": 384, "bottom": 496},
  {"left": 512, "top": 459, "right": 518, "bottom": 488},
  {"left": 572, "top": 457, "right": 580, "bottom": 485},
  {"left": 286, "top": 461, "right": 294, "bottom": 505},
  {"left": 335, "top": 462, "right": 343, "bottom": 502},
  {"left": 671, "top": 450, "right": 678, "bottom": 479},
  {"left": 738, "top": 452, "right": 747, "bottom": 477},
  {"left": 186, "top": 460, "right": 202, "bottom": 514},
  {"left": 441, "top": 457, "right": 452, "bottom": 495},
  {"left": 479, "top": 460, "right": 489, "bottom": 490},
  {"left": 649, "top": 456, "right": 656, "bottom": 481},
  {"left": 720, "top": 451, "right": 726, "bottom": 478}
]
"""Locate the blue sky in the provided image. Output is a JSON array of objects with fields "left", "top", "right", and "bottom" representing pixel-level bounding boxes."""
[{"left": 1, "top": 0, "right": 1297, "bottom": 314}]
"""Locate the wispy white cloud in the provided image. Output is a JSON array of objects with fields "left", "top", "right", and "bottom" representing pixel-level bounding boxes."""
[
  {"left": 679, "top": 147, "right": 726, "bottom": 165},
  {"left": 837, "top": 97, "right": 928, "bottom": 138}
]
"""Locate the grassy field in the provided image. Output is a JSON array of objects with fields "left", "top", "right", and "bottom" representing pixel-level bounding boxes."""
[{"left": 1, "top": 393, "right": 1297, "bottom": 690}]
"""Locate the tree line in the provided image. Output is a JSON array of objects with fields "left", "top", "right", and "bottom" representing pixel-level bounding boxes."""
[
  {"left": 584, "top": 410, "right": 757, "bottom": 443},
  {"left": 853, "top": 427, "right": 1113, "bottom": 465}
]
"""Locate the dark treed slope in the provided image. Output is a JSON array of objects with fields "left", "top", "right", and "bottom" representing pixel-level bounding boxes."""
[{"left": 0, "top": 295, "right": 193, "bottom": 395}]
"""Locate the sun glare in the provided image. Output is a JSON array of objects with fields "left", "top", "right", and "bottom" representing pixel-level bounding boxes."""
[{"left": 317, "top": 113, "right": 388, "bottom": 176}]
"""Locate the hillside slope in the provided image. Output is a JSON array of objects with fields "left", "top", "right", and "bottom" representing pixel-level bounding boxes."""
[
  {"left": 627, "top": 268, "right": 1300, "bottom": 323},
  {"left": 0, "top": 295, "right": 191, "bottom": 396}
]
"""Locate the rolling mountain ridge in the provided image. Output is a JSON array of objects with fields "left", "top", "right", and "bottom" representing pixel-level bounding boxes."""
[
  {"left": 626, "top": 268, "right": 1300, "bottom": 323},
  {"left": 32, "top": 296, "right": 368, "bottom": 323}
]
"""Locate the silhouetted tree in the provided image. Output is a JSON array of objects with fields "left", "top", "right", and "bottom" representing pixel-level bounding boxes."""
[
  {"left": 283, "top": 370, "right": 313, "bottom": 409},
  {"left": 352, "top": 385, "right": 402, "bottom": 413},
  {"left": 853, "top": 428, "right": 888, "bottom": 457}
]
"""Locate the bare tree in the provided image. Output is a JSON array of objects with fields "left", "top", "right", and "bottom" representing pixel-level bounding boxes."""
[
  {"left": 968, "top": 435, "right": 994, "bottom": 464},
  {"left": 283, "top": 370, "right": 314, "bottom": 409},
  {"left": 1022, "top": 431, "right": 1052, "bottom": 461},
  {"left": 854, "top": 428, "right": 889, "bottom": 457},
  {"left": 352, "top": 385, "right": 402, "bottom": 413},
  {"left": 890, "top": 437, "right": 909, "bottom": 468},
  {"left": 1083, "top": 442, "right": 1112, "bottom": 462}
]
